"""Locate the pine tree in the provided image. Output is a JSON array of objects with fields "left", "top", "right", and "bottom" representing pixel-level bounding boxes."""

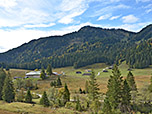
[
  {"left": 64, "top": 83, "right": 70, "bottom": 102},
  {"left": 88, "top": 70, "right": 99, "bottom": 101},
  {"left": 120, "top": 80, "right": 131, "bottom": 113},
  {"left": 46, "top": 64, "right": 52, "bottom": 75},
  {"left": 126, "top": 71, "right": 137, "bottom": 91},
  {"left": 102, "top": 97, "right": 112, "bottom": 114},
  {"left": 56, "top": 76, "right": 62, "bottom": 87},
  {"left": 40, "top": 68, "right": 46, "bottom": 80},
  {"left": 2, "top": 72, "right": 15, "bottom": 103},
  {"left": 25, "top": 89, "right": 32, "bottom": 103},
  {"left": 0, "top": 68, "right": 6, "bottom": 100},
  {"left": 76, "top": 96, "right": 82, "bottom": 111},
  {"left": 85, "top": 80, "right": 89, "bottom": 93},
  {"left": 40, "top": 91, "right": 50, "bottom": 107},
  {"left": 106, "top": 64, "right": 123, "bottom": 110}
]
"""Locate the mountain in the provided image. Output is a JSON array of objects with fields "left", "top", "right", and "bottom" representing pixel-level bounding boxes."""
[{"left": 0, "top": 24, "right": 152, "bottom": 70}]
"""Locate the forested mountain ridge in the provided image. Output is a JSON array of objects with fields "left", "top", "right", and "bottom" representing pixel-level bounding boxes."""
[{"left": 0, "top": 24, "right": 152, "bottom": 69}]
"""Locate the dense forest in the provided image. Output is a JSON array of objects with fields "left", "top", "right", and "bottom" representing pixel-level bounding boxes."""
[{"left": 0, "top": 24, "right": 152, "bottom": 70}]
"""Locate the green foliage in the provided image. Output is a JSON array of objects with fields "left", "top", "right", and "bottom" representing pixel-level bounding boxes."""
[
  {"left": 2, "top": 72, "right": 15, "bottom": 103},
  {"left": 76, "top": 96, "right": 82, "bottom": 111},
  {"left": 56, "top": 76, "right": 62, "bottom": 87},
  {"left": 40, "top": 68, "right": 46, "bottom": 80},
  {"left": 0, "top": 68, "right": 6, "bottom": 99},
  {"left": 120, "top": 79, "right": 131, "bottom": 113},
  {"left": 88, "top": 70, "right": 100, "bottom": 101},
  {"left": 105, "top": 64, "right": 123, "bottom": 110},
  {"left": 126, "top": 71, "right": 137, "bottom": 91},
  {"left": 1, "top": 25, "right": 152, "bottom": 70},
  {"left": 102, "top": 97, "right": 112, "bottom": 114},
  {"left": 40, "top": 91, "right": 50, "bottom": 107},
  {"left": 46, "top": 64, "right": 52, "bottom": 75},
  {"left": 25, "top": 89, "right": 32, "bottom": 103}
]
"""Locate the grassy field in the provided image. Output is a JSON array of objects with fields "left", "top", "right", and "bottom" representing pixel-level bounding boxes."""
[{"left": 1, "top": 62, "right": 151, "bottom": 114}]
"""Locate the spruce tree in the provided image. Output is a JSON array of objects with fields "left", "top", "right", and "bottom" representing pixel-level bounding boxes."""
[
  {"left": 88, "top": 70, "right": 99, "bottom": 101},
  {"left": 56, "top": 76, "right": 62, "bottom": 87},
  {"left": 0, "top": 68, "right": 6, "bottom": 100},
  {"left": 25, "top": 89, "right": 32, "bottom": 103},
  {"left": 102, "top": 97, "right": 112, "bottom": 114},
  {"left": 2, "top": 72, "right": 15, "bottom": 103},
  {"left": 46, "top": 64, "right": 52, "bottom": 75},
  {"left": 64, "top": 83, "right": 70, "bottom": 102},
  {"left": 40, "top": 91, "right": 50, "bottom": 107},
  {"left": 106, "top": 64, "right": 123, "bottom": 110},
  {"left": 40, "top": 68, "right": 46, "bottom": 80},
  {"left": 126, "top": 71, "right": 137, "bottom": 91},
  {"left": 120, "top": 79, "right": 131, "bottom": 113}
]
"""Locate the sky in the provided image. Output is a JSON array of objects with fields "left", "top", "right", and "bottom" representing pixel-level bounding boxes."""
[{"left": 0, "top": 0, "right": 152, "bottom": 52}]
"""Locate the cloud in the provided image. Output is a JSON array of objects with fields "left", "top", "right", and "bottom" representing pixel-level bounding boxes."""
[
  {"left": 0, "top": 0, "right": 17, "bottom": 8},
  {"left": 24, "top": 23, "right": 55, "bottom": 28},
  {"left": 110, "top": 15, "right": 121, "bottom": 20},
  {"left": 58, "top": 10, "right": 86, "bottom": 24},
  {"left": 97, "top": 14, "right": 111, "bottom": 20},
  {"left": 122, "top": 15, "right": 139, "bottom": 23}
]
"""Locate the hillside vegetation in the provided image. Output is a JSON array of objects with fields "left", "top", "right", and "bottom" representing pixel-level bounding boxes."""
[{"left": 0, "top": 24, "right": 152, "bottom": 70}]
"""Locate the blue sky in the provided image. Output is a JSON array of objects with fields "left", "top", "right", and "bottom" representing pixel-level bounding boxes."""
[{"left": 0, "top": 0, "right": 152, "bottom": 52}]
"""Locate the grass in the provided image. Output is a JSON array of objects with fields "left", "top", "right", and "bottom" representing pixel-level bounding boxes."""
[
  {"left": 2, "top": 62, "right": 151, "bottom": 114},
  {"left": 0, "top": 101, "right": 81, "bottom": 114}
]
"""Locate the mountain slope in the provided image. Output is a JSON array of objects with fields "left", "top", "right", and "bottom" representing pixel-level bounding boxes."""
[{"left": 0, "top": 24, "right": 151, "bottom": 69}]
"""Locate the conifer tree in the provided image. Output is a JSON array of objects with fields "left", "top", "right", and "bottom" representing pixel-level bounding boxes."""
[
  {"left": 76, "top": 96, "right": 82, "bottom": 111},
  {"left": 85, "top": 80, "right": 89, "bottom": 93},
  {"left": 88, "top": 70, "right": 99, "bottom": 101},
  {"left": 46, "top": 64, "right": 52, "bottom": 75},
  {"left": 40, "top": 68, "right": 46, "bottom": 80},
  {"left": 120, "top": 79, "right": 131, "bottom": 113},
  {"left": 64, "top": 83, "right": 70, "bottom": 102},
  {"left": 102, "top": 97, "right": 112, "bottom": 114},
  {"left": 106, "top": 64, "right": 123, "bottom": 110},
  {"left": 56, "top": 76, "right": 62, "bottom": 87},
  {"left": 126, "top": 71, "right": 137, "bottom": 91},
  {"left": 0, "top": 68, "right": 6, "bottom": 100},
  {"left": 40, "top": 91, "right": 50, "bottom": 107},
  {"left": 2, "top": 72, "right": 15, "bottom": 103},
  {"left": 25, "top": 89, "right": 32, "bottom": 103}
]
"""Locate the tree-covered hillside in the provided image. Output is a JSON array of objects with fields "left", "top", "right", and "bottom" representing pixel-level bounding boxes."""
[{"left": 0, "top": 24, "right": 152, "bottom": 69}]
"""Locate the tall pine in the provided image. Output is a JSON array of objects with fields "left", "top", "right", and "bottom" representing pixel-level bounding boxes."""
[
  {"left": 0, "top": 68, "right": 6, "bottom": 100},
  {"left": 105, "top": 64, "right": 123, "bottom": 110},
  {"left": 88, "top": 70, "right": 100, "bottom": 113},
  {"left": 40, "top": 91, "right": 50, "bottom": 107},
  {"left": 46, "top": 64, "right": 52, "bottom": 75},
  {"left": 120, "top": 79, "right": 131, "bottom": 113},
  {"left": 64, "top": 83, "right": 70, "bottom": 102},
  {"left": 88, "top": 70, "right": 99, "bottom": 101},
  {"left": 2, "top": 72, "right": 15, "bottom": 103},
  {"left": 126, "top": 71, "right": 137, "bottom": 91}
]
